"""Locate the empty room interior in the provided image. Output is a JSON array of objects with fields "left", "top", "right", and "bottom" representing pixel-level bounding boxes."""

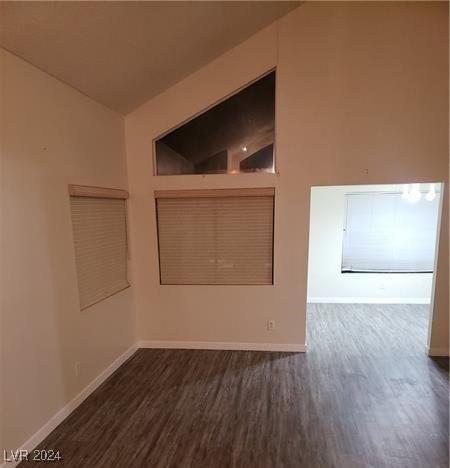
[
  {"left": 307, "top": 183, "right": 443, "bottom": 354},
  {"left": 0, "top": 2, "right": 448, "bottom": 468}
]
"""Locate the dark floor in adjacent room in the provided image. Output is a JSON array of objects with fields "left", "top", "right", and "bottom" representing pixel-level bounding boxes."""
[{"left": 21, "top": 304, "right": 449, "bottom": 468}]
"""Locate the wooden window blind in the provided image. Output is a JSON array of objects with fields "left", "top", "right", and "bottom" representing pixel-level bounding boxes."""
[
  {"left": 155, "top": 188, "right": 274, "bottom": 285},
  {"left": 69, "top": 185, "right": 129, "bottom": 310}
]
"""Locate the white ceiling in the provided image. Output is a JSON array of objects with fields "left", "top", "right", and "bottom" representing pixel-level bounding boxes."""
[{"left": 0, "top": 1, "right": 300, "bottom": 114}]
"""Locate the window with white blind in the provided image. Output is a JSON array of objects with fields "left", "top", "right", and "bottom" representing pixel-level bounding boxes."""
[
  {"left": 155, "top": 188, "right": 274, "bottom": 285},
  {"left": 69, "top": 185, "right": 130, "bottom": 309},
  {"left": 342, "top": 191, "right": 440, "bottom": 273}
]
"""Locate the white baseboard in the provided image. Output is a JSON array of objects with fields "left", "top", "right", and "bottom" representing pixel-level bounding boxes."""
[
  {"left": 307, "top": 297, "right": 430, "bottom": 305},
  {"left": 137, "top": 340, "right": 306, "bottom": 353},
  {"left": 427, "top": 346, "right": 450, "bottom": 357},
  {"left": 1, "top": 344, "right": 137, "bottom": 468},
  {"left": 2, "top": 339, "right": 304, "bottom": 467}
]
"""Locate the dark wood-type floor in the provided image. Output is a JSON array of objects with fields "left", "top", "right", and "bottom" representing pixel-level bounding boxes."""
[{"left": 21, "top": 304, "right": 449, "bottom": 468}]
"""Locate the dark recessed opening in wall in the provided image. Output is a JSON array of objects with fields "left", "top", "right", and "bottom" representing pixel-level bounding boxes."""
[{"left": 154, "top": 70, "right": 276, "bottom": 176}]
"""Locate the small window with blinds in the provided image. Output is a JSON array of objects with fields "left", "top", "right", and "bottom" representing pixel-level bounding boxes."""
[
  {"left": 155, "top": 188, "right": 274, "bottom": 285},
  {"left": 69, "top": 185, "right": 130, "bottom": 310}
]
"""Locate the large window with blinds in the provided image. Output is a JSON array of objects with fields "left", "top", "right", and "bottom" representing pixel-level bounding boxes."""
[
  {"left": 155, "top": 188, "right": 274, "bottom": 285},
  {"left": 69, "top": 185, "right": 130, "bottom": 310},
  {"left": 342, "top": 190, "right": 440, "bottom": 273}
]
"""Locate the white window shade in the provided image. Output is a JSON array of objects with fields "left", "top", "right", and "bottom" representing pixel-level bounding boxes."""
[
  {"left": 342, "top": 192, "right": 439, "bottom": 273},
  {"left": 156, "top": 189, "right": 274, "bottom": 285},
  {"left": 70, "top": 187, "right": 129, "bottom": 309}
]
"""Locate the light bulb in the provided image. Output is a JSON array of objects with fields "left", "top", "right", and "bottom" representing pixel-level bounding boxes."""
[
  {"left": 426, "top": 183, "right": 436, "bottom": 201},
  {"left": 401, "top": 184, "right": 409, "bottom": 200},
  {"left": 408, "top": 183, "right": 421, "bottom": 203},
  {"left": 242, "top": 146, "right": 247, "bottom": 152}
]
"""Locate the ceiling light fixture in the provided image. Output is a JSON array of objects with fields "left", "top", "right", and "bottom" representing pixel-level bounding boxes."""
[
  {"left": 407, "top": 183, "right": 422, "bottom": 203},
  {"left": 401, "top": 184, "right": 409, "bottom": 200},
  {"left": 426, "top": 183, "right": 436, "bottom": 202}
]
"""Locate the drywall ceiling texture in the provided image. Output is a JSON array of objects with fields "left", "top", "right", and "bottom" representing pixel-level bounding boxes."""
[
  {"left": 125, "top": 2, "right": 449, "bottom": 354},
  {"left": 1, "top": 49, "right": 134, "bottom": 452},
  {"left": 0, "top": 1, "right": 299, "bottom": 114}
]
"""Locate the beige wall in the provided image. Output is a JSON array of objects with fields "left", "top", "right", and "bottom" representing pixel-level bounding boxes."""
[
  {"left": 0, "top": 49, "right": 134, "bottom": 451},
  {"left": 125, "top": 2, "right": 448, "bottom": 351}
]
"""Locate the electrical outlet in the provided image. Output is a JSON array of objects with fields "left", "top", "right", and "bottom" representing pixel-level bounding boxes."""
[
  {"left": 267, "top": 320, "right": 276, "bottom": 331},
  {"left": 74, "top": 361, "right": 80, "bottom": 377}
]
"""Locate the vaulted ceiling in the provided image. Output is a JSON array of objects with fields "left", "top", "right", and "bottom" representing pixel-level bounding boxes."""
[{"left": 0, "top": 1, "right": 299, "bottom": 114}]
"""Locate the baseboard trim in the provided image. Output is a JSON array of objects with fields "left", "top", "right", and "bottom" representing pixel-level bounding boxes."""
[
  {"left": 137, "top": 340, "right": 306, "bottom": 353},
  {"left": 307, "top": 297, "right": 430, "bottom": 305},
  {"left": 2, "top": 339, "right": 305, "bottom": 467},
  {"left": 1, "top": 344, "right": 138, "bottom": 468},
  {"left": 427, "top": 346, "right": 450, "bottom": 357}
]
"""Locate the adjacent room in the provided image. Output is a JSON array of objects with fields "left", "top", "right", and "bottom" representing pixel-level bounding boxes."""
[
  {"left": 1, "top": 2, "right": 448, "bottom": 468},
  {"left": 307, "top": 183, "right": 442, "bottom": 355}
]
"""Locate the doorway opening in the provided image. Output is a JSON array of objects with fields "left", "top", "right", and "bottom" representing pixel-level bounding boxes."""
[{"left": 306, "top": 183, "right": 443, "bottom": 355}]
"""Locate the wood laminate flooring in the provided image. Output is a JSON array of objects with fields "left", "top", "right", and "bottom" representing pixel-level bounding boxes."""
[{"left": 20, "top": 304, "right": 449, "bottom": 468}]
